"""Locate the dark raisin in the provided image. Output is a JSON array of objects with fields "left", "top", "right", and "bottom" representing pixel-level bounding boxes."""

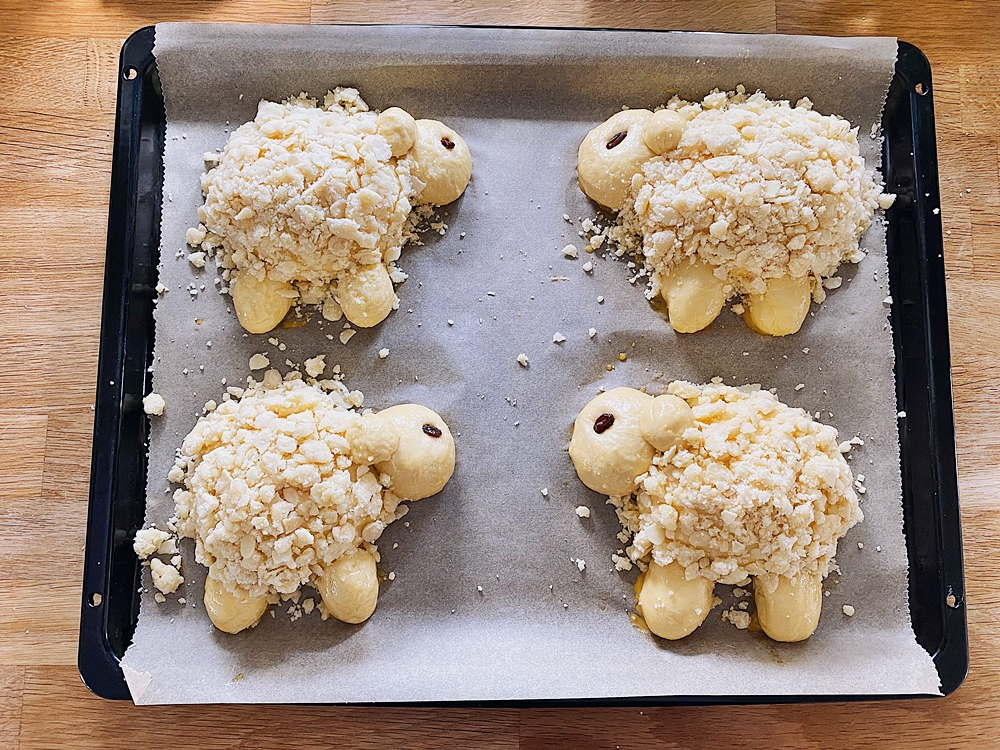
[
  {"left": 593, "top": 413, "right": 615, "bottom": 434},
  {"left": 422, "top": 423, "right": 443, "bottom": 438},
  {"left": 441, "top": 137, "right": 456, "bottom": 150},
  {"left": 606, "top": 132, "right": 627, "bottom": 149}
]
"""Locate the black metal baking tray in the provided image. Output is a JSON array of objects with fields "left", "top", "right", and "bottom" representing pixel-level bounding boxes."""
[{"left": 78, "top": 27, "right": 967, "bottom": 702}]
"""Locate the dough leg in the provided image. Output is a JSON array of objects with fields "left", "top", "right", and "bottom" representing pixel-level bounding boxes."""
[
  {"left": 230, "top": 271, "right": 296, "bottom": 334},
  {"left": 338, "top": 263, "right": 396, "bottom": 328},
  {"left": 660, "top": 260, "right": 727, "bottom": 333},
  {"left": 742, "top": 275, "right": 812, "bottom": 336},
  {"left": 203, "top": 574, "right": 269, "bottom": 634},
  {"left": 638, "top": 561, "right": 715, "bottom": 640},
  {"left": 753, "top": 573, "right": 823, "bottom": 642},
  {"left": 319, "top": 548, "right": 379, "bottom": 624}
]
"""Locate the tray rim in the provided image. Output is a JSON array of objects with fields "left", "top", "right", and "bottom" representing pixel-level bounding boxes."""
[{"left": 78, "top": 24, "right": 967, "bottom": 704}]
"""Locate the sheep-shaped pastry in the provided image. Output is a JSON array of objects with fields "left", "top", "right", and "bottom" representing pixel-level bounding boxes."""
[
  {"left": 186, "top": 88, "right": 473, "bottom": 335},
  {"left": 568, "top": 381, "right": 862, "bottom": 642},
  {"left": 136, "top": 372, "right": 456, "bottom": 633},
  {"left": 576, "top": 89, "right": 894, "bottom": 335}
]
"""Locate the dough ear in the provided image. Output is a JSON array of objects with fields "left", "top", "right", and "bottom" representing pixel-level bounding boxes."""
[{"left": 376, "top": 107, "right": 417, "bottom": 157}]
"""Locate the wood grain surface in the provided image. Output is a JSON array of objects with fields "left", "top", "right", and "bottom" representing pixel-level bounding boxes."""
[{"left": 1, "top": 1, "right": 998, "bottom": 747}]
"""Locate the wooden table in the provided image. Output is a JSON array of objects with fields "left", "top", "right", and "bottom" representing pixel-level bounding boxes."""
[{"left": 2, "top": 1, "right": 997, "bottom": 746}]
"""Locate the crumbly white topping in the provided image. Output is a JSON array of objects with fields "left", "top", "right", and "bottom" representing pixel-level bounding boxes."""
[
  {"left": 192, "top": 89, "right": 422, "bottom": 305},
  {"left": 609, "top": 380, "right": 862, "bottom": 593},
  {"left": 304, "top": 355, "right": 326, "bottom": 378},
  {"left": 134, "top": 528, "right": 171, "bottom": 558},
  {"left": 150, "top": 557, "right": 184, "bottom": 595},
  {"left": 169, "top": 375, "right": 404, "bottom": 599},
  {"left": 142, "top": 393, "right": 165, "bottom": 416},
  {"left": 615, "top": 88, "right": 892, "bottom": 303},
  {"left": 249, "top": 353, "right": 270, "bottom": 370}
]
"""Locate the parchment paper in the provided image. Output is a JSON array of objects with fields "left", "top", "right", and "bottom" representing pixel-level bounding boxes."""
[{"left": 121, "top": 23, "right": 941, "bottom": 703}]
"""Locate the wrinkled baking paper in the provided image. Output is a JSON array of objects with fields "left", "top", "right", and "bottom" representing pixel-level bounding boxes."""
[{"left": 121, "top": 23, "right": 940, "bottom": 703}]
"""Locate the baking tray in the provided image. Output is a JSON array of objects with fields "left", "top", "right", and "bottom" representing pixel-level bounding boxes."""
[{"left": 78, "top": 26, "right": 967, "bottom": 703}]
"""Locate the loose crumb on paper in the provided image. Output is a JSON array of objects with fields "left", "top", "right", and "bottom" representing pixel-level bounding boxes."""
[
  {"left": 249, "top": 353, "right": 270, "bottom": 370},
  {"left": 143, "top": 393, "right": 166, "bottom": 416},
  {"left": 304, "top": 355, "right": 327, "bottom": 378}
]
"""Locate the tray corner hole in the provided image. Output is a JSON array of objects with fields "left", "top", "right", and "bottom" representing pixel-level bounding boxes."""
[
  {"left": 123, "top": 67, "right": 138, "bottom": 81},
  {"left": 915, "top": 82, "right": 929, "bottom": 96},
  {"left": 89, "top": 592, "right": 103, "bottom": 607}
]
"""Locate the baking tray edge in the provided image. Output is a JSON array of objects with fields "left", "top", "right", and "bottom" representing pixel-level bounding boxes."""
[{"left": 77, "top": 27, "right": 968, "bottom": 703}]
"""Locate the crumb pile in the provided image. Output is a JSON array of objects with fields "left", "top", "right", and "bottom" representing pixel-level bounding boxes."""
[
  {"left": 164, "top": 374, "right": 407, "bottom": 599},
  {"left": 188, "top": 89, "right": 421, "bottom": 304},
  {"left": 617, "top": 88, "right": 894, "bottom": 303},
  {"left": 611, "top": 380, "right": 862, "bottom": 592}
]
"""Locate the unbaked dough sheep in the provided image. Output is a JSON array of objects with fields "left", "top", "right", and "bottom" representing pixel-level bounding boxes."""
[
  {"left": 140, "top": 374, "right": 456, "bottom": 634},
  {"left": 569, "top": 382, "right": 862, "bottom": 643},
  {"left": 191, "top": 90, "right": 473, "bottom": 335},
  {"left": 577, "top": 90, "right": 893, "bottom": 336}
]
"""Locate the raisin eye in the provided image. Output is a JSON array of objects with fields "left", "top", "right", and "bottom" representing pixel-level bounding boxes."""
[
  {"left": 441, "top": 137, "right": 455, "bottom": 150},
  {"left": 593, "top": 413, "right": 615, "bottom": 433},
  {"left": 606, "top": 132, "right": 627, "bottom": 149},
  {"left": 422, "top": 423, "right": 443, "bottom": 438}
]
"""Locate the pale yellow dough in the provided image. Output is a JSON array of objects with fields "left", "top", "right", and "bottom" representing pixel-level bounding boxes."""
[
  {"left": 375, "top": 403, "right": 456, "bottom": 501},
  {"left": 230, "top": 271, "right": 296, "bottom": 334},
  {"left": 637, "top": 561, "right": 715, "bottom": 640},
  {"left": 376, "top": 107, "right": 417, "bottom": 157},
  {"left": 753, "top": 573, "right": 823, "bottom": 642},
  {"left": 158, "top": 375, "right": 456, "bottom": 634},
  {"left": 576, "top": 109, "right": 655, "bottom": 211},
  {"left": 188, "top": 90, "right": 473, "bottom": 335},
  {"left": 639, "top": 394, "right": 695, "bottom": 452},
  {"left": 337, "top": 263, "right": 397, "bottom": 329},
  {"left": 570, "top": 382, "right": 862, "bottom": 643},
  {"left": 577, "top": 90, "right": 894, "bottom": 335},
  {"left": 318, "top": 548, "right": 379, "bottom": 624},
  {"left": 204, "top": 574, "right": 269, "bottom": 634},
  {"left": 568, "top": 387, "right": 654, "bottom": 497},
  {"left": 409, "top": 119, "right": 473, "bottom": 206}
]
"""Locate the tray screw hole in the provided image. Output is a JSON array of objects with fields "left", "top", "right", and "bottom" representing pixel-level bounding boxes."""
[
  {"left": 89, "top": 592, "right": 103, "bottom": 607},
  {"left": 915, "top": 82, "right": 928, "bottom": 96},
  {"left": 124, "top": 67, "right": 138, "bottom": 81}
]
